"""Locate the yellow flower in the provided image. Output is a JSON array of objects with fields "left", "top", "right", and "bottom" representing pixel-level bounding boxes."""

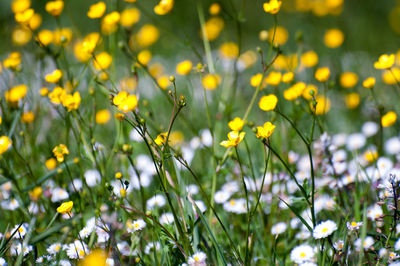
[
  {"left": 61, "top": 92, "right": 81, "bottom": 111},
  {"left": 45, "top": 0, "right": 64, "bottom": 17},
  {"left": 113, "top": 91, "right": 138, "bottom": 112},
  {"left": 115, "top": 172, "right": 122, "bottom": 179},
  {"left": 362, "top": 77, "right": 376, "bottom": 89},
  {"left": 345, "top": 93, "right": 360, "bottom": 109},
  {"left": 301, "top": 51, "right": 318, "bottom": 68},
  {"left": 3, "top": 52, "right": 21, "bottom": 69},
  {"left": 21, "top": 111, "right": 35, "bottom": 123},
  {"left": 364, "top": 149, "right": 378, "bottom": 163},
  {"left": 27, "top": 13, "right": 42, "bottom": 30},
  {"left": 96, "top": 109, "right": 111, "bottom": 124},
  {"left": 302, "top": 84, "right": 318, "bottom": 100},
  {"left": 259, "top": 94, "right": 278, "bottom": 111},
  {"left": 154, "top": 0, "right": 174, "bottom": 15},
  {"left": 5, "top": 84, "right": 28, "bottom": 105},
  {"left": 169, "top": 131, "right": 184, "bottom": 146},
  {"left": 202, "top": 74, "right": 220, "bottom": 90},
  {"left": 273, "top": 54, "right": 298, "bottom": 70},
  {"left": 135, "top": 24, "right": 160, "bottom": 47},
  {"left": 101, "top": 11, "right": 120, "bottom": 34},
  {"left": 382, "top": 68, "right": 400, "bottom": 85},
  {"left": 219, "top": 42, "right": 239, "bottom": 59},
  {"left": 374, "top": 54, "right": 395, "bottom": 69},
  {"left": 228, "top": 117, "right": 244, "bottom": 131},
  {"left": 52, "top": 144, "right": 69, "bottom": 163},
  {"left": 264, "top": 71, "right": 282, "bottom": 86},
  {"left": 74, "top": 33, "right": 102, "bottom": 62},
  {"left": 11, "top": 0, "right": 31, "bottom": 14},
  {"left": 120, "top": 77, "right": 137, "bottom": 91},
  {"left": 263, "top": 0, "right": 282, "bottom": 14},
  {"left": 283, "top": 82, "right": 306, "bottom": 101},
  {"left": 45, "top": 69, "right": 63, "bottom": 83},
  {"left": 56, "top": 201, "right": 73, "bottom": 214},
  {"left": 340, "top": 72, "right": 358, "bottom": 88},
  {"left": 202, "top": 17, "right": 224, "bottom": 41},
  {"left": 45, "top": 158, "right": 57, "bottom": 170},
  {"left": 87, "top": 1, "right": 106, "bottom": 19},
  {"left": 156, "top": 75, "right": 169, "bottom": 90},
  {"left": 268, "top": 26, "right": 288, "bottom": 45},
  {"left": 256, "top": 121, "right": 276, "bottom": 139},
  {"left": 53, "top": 28, "right": 72, "bottom": 45},
  {"left": 315, "top": 67, "right": 330, "bottom": 82},
  {"left": 12, "top": 26, "right": 32, "bottom": 46},
  {"left": 149, "top": 63, "right": 164, "bottom": 77},
  {"left": 93, "top": 52, "right": 112, "bottom": 70},
  {"left": 312, "top": 95, "right": 331, "bottom": 115},
  {"left": 381, "top": 111, "right": 397, "bottom": 127},
  {"left": 324, "top": 28, "right": 344, "bottom": 48},
  {"left": 29, "top": 187, "right": 42, "bottom": 201},
  {"left": 137, "top": 50, "right": 152, "bottom": 66},
  {"left": 209, "top": 3, "right": 221, "bottom": 15},
  {"left": 154, "top": 132, "right": 168, "bottom": 145},
  {"left": 220, "top": 131, "right": 245, "bottom": 148},
  {"left": 37, "top": 29, "right": 53, "bottom": 46},
  {"left": 81, "top": 250, "right": 107, "bottom": 266},
  {"left": 48, "top": 87, "right": 66, "bottom": 104},
  {"left": 120, "top": 8, "right": 140, "bottom": 27},
  {"left": 250, "top": 73, "right": 264, "bottom": 87},
  {"left": 282, "top": 72, "right": 294, "bottom": 83},
  {"left": 14, "top": 8, "right": 34, "bottom": 24},
  {"left": 0, "top": 136, "right": 12, "bottom": 155},
  {"left": 115, "top": 113, "right": 125, "bottom": 121},
  {"left": 176, "top": 60, "right": 192, "bottom": 75}
]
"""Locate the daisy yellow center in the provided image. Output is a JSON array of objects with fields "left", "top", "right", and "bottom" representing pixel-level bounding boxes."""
[
  {"left": 18, "top": 228, "right": 24, "bottom": 233},
  {"left": 300, "top": 252, "right": 306, "bottom": 258},
  {"left": 230, "top": 200, "right": 236, "bottom": 206},
  {"left": 134, "top": 223, "right": 139, "bottom": 228},
  {"left": 322, "top": 227, "right": 328, "bottom": 233},
  {"left": 55, "top": 245, "right": 61, "bottom": 251},
  {"left": 79, "top": 250, "right": 85, "bottom": 257},
  {"left": 351, "top": 222, "right": 357, "bottom": 227},
  {"left": 194, "top": 256, "right": 199, "bottom": 261}
]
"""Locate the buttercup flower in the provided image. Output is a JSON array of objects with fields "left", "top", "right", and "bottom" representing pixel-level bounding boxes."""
[
  {"left": 113, "top": 91, "right": 138, "bottom": 112},
  {"left": 374, "top": 54, "right": 395, "bottom": 69},
  {"left": 259, "top": 94, "right": 278, "bottom": 111},
  {"left": 52, "top": 144, "right": 69, "bottom": 162},
  {"left": 176, "top": 60, "right": 192, "bottom": 75},
  {"left": 324, "top": 28, "right": 344, "bottom": 48},
  {"left": 220, "top": 131, "right": 245, "bottom": 148},
  {"left": 263, "top": 0, "right": 282, "bottom": 14},
  {"left": 87, "top": 1, "right": 106, "bottom": 19},
  {"left": 154, "top": 0, "right": 174, "bottom": 15},
  {"left": 315, "top": 67, "right": 330, "bottom": 82},
  {"left": 363, "top": 77, "right": 376, "bottom": 88},
  {"left": 256, "top": 122, "right": 276, "bottom": 139},
  {"left": 0, "top": 136, "right": 12, "bottom": 155},
  {"left": 56, "top": 201, "right": 73, "bottom": 214},
  {"left": 228, "top": 117, "right": 244, "bottom": 131},
  {"left": 381, "top": 111, "right": 397, "bottom": 127},
  {"left": 45, "top": 69, "right": 63, "bottom": 84},
  {"left": 5, "top": 84, "right": 28, "bottom": 105},
  {"left": 45, "top": 0, "right": 64, "bottom": 16}
]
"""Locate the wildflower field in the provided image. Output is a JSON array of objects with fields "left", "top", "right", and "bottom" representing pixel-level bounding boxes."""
[{"left": 1, "top": 0, "right": 400, "bottom": 265}]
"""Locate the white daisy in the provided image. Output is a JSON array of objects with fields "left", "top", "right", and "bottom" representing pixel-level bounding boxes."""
[
  {"left": 84, "top": 169, "right": 101, "bottom": 187},
  {"left": 385, "top": 137, "right": 400, "bottom": 155},
  {"left": 271, "top": 222, "right": 287, "bottom": 235},
  {"left": 11, "top": 223, "right": 28, "bottom": 239},
  {"left": 147, "top": 195, "right": 166, "bottom": 210},
  {"left": 362, "top": 121, "right": 379, "bottom": 137},
  {"left": 346, "top": 221, "right": 363, "bottom": 231},
  {"left": 334, "top": 240, "right": 344, "bottom": 251},
  {"left": 214, "top": 190, "right": 231, "bottom": 204},
  {"left": 290, "top": 244, "right": 315, "bottom": 263},
  {"left": 66, "top": 240, "right": 88, "bottom": 259},
  {"left": 47, "top": 243, "right": 62, "bottom": 255},
  {"left": 312, "top": 220, "right": 337, "bottom": 239},
  {"left": 10, "top": 243, "right": 32, "bottom": 256},
  {"left": 51, "top": 187, "right": 69, "bottom": 202},
  {"left": 159, "top": 213, "right": 174, "bottom": 225},
  {"left": 79, "top": 225, "right": 94, "bottom": 238},
  {"left": 127, "top": 219, "right": 146, "bottom": 232},
  {"left": 354, "top": 236, "right": 374, "bottom": 251},
  {"left": 346, "top": 133, "right": 366, "bottom": 151},
  {"left": 188, "top": 251, "right": 207, "bottom": 266}
]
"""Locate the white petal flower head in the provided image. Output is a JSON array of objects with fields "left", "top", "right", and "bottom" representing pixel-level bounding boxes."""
[
  {"left": 0, "top": 258, "right": 5, "bottom": 266},
  {"left": 159, "top": 213, "right": 174, "bottom": 225},
  {"left": 147, "top": 194, "right": 166, "bottom": 210},
  {"left": 66, "top": 240, "right": 88, "bottom": 259},
  {"left": 346, "top": 133, "right": 366, "bottom": 151},
  {"left": 11, "top": 223, "right": 28, "bottom": 239},
  {"left": 362, "top": 121, "right": 379, "bottom": 137},
  {"left": 127, "top": 219, "right": 146, "bottom": 232},
  {"left": 271, "top": 222, "right": 287, "bottom": 235},
  {"left": 385, "top": 137, "right": 400, "bottom": 155},
  {"left": 84, "top": 169, "right": 101, "bottom": 187},
  {"left": 47, "top": 243, "right": 63, "bottom": 255},
  {"left": 313, "top": 220, "right": 337, "bottom": 239},
  {"left": 188, "top": 251, "right": 207, "bottom": 266},
  {"left": 354, "top": 236, "right": 374, "bottom": 251},
  {"left": 395, "top": 238, "right": 400, "bottom": 251},
  {"left": 290, "top": 244, "right": 315, "bottom": 264},
  {"left": 346, "top": 221, "right": 363, "bottom": 231}
]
